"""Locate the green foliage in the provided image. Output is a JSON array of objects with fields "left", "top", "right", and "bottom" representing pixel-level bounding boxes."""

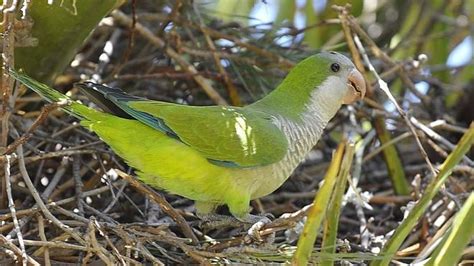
[
  {"left": 373, "top": 116, "right": 410, "bottom": 195},
  {"left": 372, "top": 124, "right": 474, "bottom": 266},
  {"left": 427, "top": 192, "right": 474, "bottom": 266},
  {"left": 293, "top": 141, "right": 355, "bottom": 265},
  {"left": 14, "top": 0, "right": 124, "bottom": 84},
  {"left": 320, "top": 142, "right": 353, "bottom": 266}
]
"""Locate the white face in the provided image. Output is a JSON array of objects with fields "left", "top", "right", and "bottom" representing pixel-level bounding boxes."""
[
  {"left": 317, "top": 75, "right": 348, "bottom": 105},
  {"left": 305, "top": 76, "right": 348, "bottom": 122},
  {"left": 318, "top": 52, "right": 366, "bottom": 105},
  {"left": 305, "top": 65, "right": 366, "bottom": 122}
]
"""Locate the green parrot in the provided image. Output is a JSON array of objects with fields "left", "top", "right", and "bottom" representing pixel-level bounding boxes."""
[{"left": 10, "top": 51, "right": 365, "bottom": 224}]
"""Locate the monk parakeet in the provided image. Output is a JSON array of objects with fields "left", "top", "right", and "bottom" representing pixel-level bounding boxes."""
[{"left": 11, "top": 52, "right": 365, "bottom": 223}]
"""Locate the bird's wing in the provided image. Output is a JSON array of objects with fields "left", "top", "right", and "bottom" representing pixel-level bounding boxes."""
[
  {"left": 76, "top": 82, "right": 288, "bottom": 168},
  {"left": 127, "top": 101, "right": 289, "bottom": 168}
]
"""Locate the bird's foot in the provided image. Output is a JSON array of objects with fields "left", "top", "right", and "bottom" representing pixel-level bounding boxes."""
[
  {"left": 244, "top": 214, "right": 275, "bottom": 244},
  {"left": 198, "top": 213, "right": 242, "bottom": 230},
  {"left": 197, "top": 213, "right": 275, "bottom": 243}
]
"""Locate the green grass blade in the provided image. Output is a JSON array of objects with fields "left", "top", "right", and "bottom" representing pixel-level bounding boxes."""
[
  {"left": 371, "top": 123, "right": 474, "bottom": 266},
  {"left": 426, "top": 192, "right": 474, "bottom": 266},
  {"left": 292, "top": 141, "right": 352, "bottom": 265},
  {"left": 373, "top": 116, "right": 410, "bottom": 195},
  {"left": 320, "top": 142, "right": 355, "bottom": 266}
]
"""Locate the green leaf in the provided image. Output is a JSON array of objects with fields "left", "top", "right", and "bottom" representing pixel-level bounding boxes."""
[
  {"left": 373, "top": 116, "right": 410, "bottom": 195},
  {"left": 293, "top": 141, "right": 355, "bottom": 265},
  {"left": 275, "top": 0, "right": 296, "bottom": 25},
  {"left": 320, "top": 142, "right": 354, "bottom": 266},
  {"left": 426, "top": 192, "right": 474, "bottom": 266},
  {"left": 14, "top": 0, "right": 124, "bottom": 84}
]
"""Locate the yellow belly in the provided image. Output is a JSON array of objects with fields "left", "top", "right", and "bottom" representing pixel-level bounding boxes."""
[{"left": 84, "top": 116, "right": 291, "bottom": 205}]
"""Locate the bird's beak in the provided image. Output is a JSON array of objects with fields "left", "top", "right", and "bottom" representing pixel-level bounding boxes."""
[{"left": 342, "top": 69, "right": 366, "bottom": 104}]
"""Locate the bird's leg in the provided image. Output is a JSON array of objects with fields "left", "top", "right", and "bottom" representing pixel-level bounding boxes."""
[
  {"left": 199, "top": 213, "right": 274, "bottom": 243},
  {"left": 195, "top": 200, "right": 275, "bottom": 243},
  {"left": 195, "top": 201, "right": 218, "bottom": 215},
  {"left": 229, "top": 199, "right": 275, "bottom": 243},
  {"left": 195, "top": 201, "right": 242, "bottom": 229},
  {"left": 198, "top": 213, "right": 242, "bottom": 229}
]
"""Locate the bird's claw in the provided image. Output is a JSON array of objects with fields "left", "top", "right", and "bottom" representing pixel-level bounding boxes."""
[
  {"left": 246, "top": 216, "right": 274, "bottom": 244},
  {"left": 197, "top": 213, "right": 276, "bottom": 243}
]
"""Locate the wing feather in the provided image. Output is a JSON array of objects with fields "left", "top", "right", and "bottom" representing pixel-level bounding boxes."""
[
  {"left": 76, "top": 82, "right": 288, "bottom": 168},
  {"left": 128, "top": 101, "right": 288, "bottom": 168}
]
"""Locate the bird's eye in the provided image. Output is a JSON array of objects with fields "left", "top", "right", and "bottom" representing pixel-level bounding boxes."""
[{"left": 330, "top": 63, "right": 340, "bottom": 72}]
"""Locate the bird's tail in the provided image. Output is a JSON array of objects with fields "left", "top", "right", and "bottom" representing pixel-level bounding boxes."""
[{"left": 9, "top": 69, "right": 103, "bottom": 121}]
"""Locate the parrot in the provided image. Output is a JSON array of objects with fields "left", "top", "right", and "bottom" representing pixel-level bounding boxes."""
[{"left": 10, "top": 51, "right": 365, "bottom": 226}]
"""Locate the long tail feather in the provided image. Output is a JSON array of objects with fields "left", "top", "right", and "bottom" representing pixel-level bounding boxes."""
[{"left": 9, "top": 69, "right": 100, "bottom": 121}]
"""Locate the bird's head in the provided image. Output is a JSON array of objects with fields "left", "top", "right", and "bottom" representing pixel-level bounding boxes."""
[
  {"left": 318, "top": 51, "right": 366, "bottom": 104},
  {"left": 289, "top": 51, "right": 366, "bottom": 106},
  {"left": 251, "top": 52, "right": 365, "bottom": 120}
]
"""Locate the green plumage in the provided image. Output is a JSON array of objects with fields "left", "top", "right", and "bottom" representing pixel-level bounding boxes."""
[
  {"left": 127, "top": 101, "right": 288, "bottom": 167},
  {"left": 10, "top": 52, "right": 363, "bottom": 220}
]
